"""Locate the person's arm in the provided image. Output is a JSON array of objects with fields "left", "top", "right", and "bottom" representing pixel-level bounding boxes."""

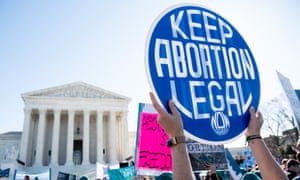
[
  {"left": 246, "top": 107, "right": 288, "bottom": 180},
  {"left": 149, "top": 92, "right": 194, "bottom": 180}
]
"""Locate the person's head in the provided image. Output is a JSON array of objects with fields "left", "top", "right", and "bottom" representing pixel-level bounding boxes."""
[
  {"left": 296, "top": 152, "right": 300, "bottom": 162},
  {"left": 281, "top": 158, "right": 288, "bottom": 170},
  {"left": 287, "top": 159, "right": 300, "bottom": 173}
]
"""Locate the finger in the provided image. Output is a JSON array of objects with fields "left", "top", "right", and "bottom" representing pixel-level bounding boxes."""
[
  {"left": 257, "top": 111, "right": 263, "bottom": 121},
  {"left": 249, "top": 106, "right": 255, "bottom": 117},
  {"left": 256, "top": 111, "right": 263, "bottom": 127},
  {"left": 168, "top": 100, "right": 180, "bottom": 117},
  {"left": 249, "top": 106, "right": 257, "bottom": 125},
  {"left": 149, "top": 92, "right": 165, "bottom": 114}
]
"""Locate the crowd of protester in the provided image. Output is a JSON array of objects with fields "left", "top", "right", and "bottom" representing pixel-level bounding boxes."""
[{"left": 236, "top": 139, "right": 300, "bottom": 180}]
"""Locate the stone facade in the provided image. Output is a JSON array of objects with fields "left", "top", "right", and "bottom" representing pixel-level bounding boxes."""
[{"left": 0, "top": 82, "right": 131, "bottom": 179}]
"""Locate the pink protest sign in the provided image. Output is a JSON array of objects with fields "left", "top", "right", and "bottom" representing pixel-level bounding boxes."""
[{"left": 136, "top": 112, "right": 172, "bottom": 173}]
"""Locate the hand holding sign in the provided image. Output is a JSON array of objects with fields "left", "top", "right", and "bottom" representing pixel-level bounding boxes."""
[
  {"left": 150, "top": 92, "right": 184, "bottom": 138},
  {"left": 245, "top": 107, "right": 263, "bottom": 137}
]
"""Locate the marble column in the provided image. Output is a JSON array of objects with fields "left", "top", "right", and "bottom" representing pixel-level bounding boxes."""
[
  {"left": 66, "top": 110, "right": 75, "bottom": 165},
  {"left": 35, "top": 109, "right": 46, "bottom": 166},
  {"left": 109, "top": 111, "right": 117, "bottom": 164},
  {"left": 50, "top": 109, "right": 60, "bottom": 166},
  {"left": 19, "top": 108, "right": 31, "bottom": 166},
  {"left": 82, "top": 109, "right": 90, "bottom": 164},
  {"left": 97, "top": 110, "right": 104, "bottom": 163},
  {"left": 122, "top": 111, "right": 129, "bottom": 160}
]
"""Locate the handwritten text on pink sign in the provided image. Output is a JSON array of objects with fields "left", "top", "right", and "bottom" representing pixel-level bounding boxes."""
[{"left": 136, "top": 112, "right": 172, "bottom": 171}]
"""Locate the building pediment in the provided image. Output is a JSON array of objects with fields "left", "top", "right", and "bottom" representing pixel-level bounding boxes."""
[{"left": 22, "top": 82, "right": 130, "bottom": 101}]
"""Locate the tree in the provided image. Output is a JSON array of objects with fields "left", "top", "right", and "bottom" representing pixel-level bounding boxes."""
[
  {"left": 259, "top": 94, "right": 299, "bottom": 157},
  {"left": 260, "top": 95, "right": 296, "bottom": 136}
]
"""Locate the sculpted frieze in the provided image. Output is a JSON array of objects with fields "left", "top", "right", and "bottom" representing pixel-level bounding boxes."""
[{"left": 33, "top": 86, "right": 119, "bottom": 99}]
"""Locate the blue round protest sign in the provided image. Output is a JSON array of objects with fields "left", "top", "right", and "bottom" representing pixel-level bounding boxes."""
[{"left": 145, "top": 4, "right": 260, "bottom": 144}]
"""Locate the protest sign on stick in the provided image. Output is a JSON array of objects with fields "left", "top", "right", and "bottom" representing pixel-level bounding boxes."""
[{"left": 277, "top": 71, "right": 300, "bottom": 130}]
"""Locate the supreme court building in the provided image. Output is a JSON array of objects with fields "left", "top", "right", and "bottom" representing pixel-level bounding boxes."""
[{"left": 19, "top": 82, "right": 131, "bottom": 168}]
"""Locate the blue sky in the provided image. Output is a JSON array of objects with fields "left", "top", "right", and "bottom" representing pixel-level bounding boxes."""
[{"left": 1, "top": 0, "right": 300, "bottom": 146}]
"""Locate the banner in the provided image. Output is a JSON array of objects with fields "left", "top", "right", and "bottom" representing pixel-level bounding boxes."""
[
  {"left": 277, "top": 71, "right": 300, "bottom": 130},
  {"left": 108, "top": 166, "right": 135, "bottom": 180},
  {"left": 187, "top": 140, "right": 227, "bottom": 171},
  {"left": 135, "top": 103, "right": 172, "bottom": 176},
  {"left": 0, "top": 168, "right": 10, "bottom": 180},
  {"left": 145, "top": 4, "right": 260, "bottom": 144},
  {"left": 57, "top": 171, "right": 76, "bottom": 180},
  {"left": 14, "top": 169, "right": 51, "bottom": 180}
]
